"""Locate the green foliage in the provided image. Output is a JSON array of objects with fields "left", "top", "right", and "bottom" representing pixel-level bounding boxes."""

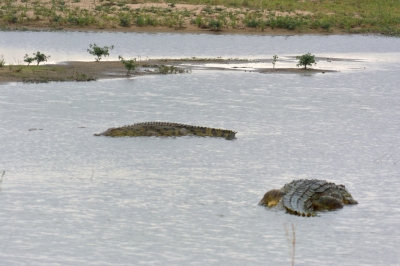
[
  {"left": 136, "top": 15, "right": 157, "bottom": 27},
  {"left": 87, "top": 44, "right": 114, "bottom": 61},
  {"left": 244, "top": 18, "right": 259, "bottom": 28},
  {"left": 272, "top": 55, "right": 278, "bottom": 69},
  {"left": 208, "top": 19, "right": 222, "bottom": 31},
  {"left": 32, "top": 51, "right": 50, "bottom": 65},
  {"left": 296, "top": 53, "right": 316, "bottom": 69},
  {"left": 320, "top": 20, "right": 331, "bottom": 31},
  {"left": 23, "top": 54, "right": 35, "bottom": 65},
  {"left": 157, "top": 65, "right": 188, "bottom": 74},
  {"left": 119, "top": 16, "right": 131, "bottom": 27},
  {"left": 191, "top": 16, "right": 207, "bottom": 28},
  {"left": 118, "top": 55, "right": 137, "bottom": 75},
  {"left": 266, "top": 16, "right": 302, "bottom": 30},
  {"left": 0, "top": 55, "right": 5, "bottom": 67},
  {"left": 136, "top": 16, "right": 146, "bottom": 26},
  {"left": 4, "top": 13, "right": 18, "bottom": 23},
  {"left": 52, "top": 14, "right": 63, "bottom": 22}
]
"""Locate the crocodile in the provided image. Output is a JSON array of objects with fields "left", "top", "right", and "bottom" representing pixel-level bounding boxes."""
[
  {"left": 94, "top": 122, "right": 237, "bottom": 140},
  {"left": 259, "top": 179, "right": 358, "bottom": 217}
]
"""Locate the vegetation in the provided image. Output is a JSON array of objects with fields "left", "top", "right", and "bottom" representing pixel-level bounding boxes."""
[
  {"left": 23, "top": 54, "right": 35, "bottom": 66},
  {"left": 296, "top": 53, "right": 316, "bottom": 69},
  {"left": 87, "top": 44, "right": 114, "bottom": 62},
  {"left": 272, "top": 55, "right": 278, "bottom": 69},
  {"left": 118, "top": 55, "right": 137, "bottom": 75},
  {"left": 0, "top": 0, "right": 398, "bottom": 35},
  {"left": 33, "top": 51, "right": 50, "bottom": 65},
  {"left": 1, "top": 64, "right": 96, "bottom": 83},
  {"left": 0, "top": 55, "right": 5, "bottom": 67},
  {"left": 157, "top": 65, "right": 189, "bottom": 74}
]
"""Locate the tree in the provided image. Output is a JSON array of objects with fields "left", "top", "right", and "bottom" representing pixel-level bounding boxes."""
[
  {"left": 296, "top": 53, "right": 316, "bottom": 69},
  {"left": 118, "top": 56, "right": 137, "bottom": 75},
  {"left": 87, "top": 44, "right": 114, "bottom": 62},
  {"left": 272, "top": 55, "right": 278, "bottom": 69},
  {"left": 0, "top": 55, "right": 5, "bottom": 67},
  {"left": 23, "top": 54, "right": 35, "bottom": 65},
  {"left": 33, "top": 51, "right": 50, "bottom": 65}
]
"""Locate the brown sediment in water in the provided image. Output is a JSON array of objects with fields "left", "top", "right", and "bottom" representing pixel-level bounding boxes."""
[{"left": 0, "top": 58, "right": 333, "bottom": 84}]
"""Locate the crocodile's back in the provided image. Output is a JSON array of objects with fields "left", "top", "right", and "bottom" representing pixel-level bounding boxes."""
[
  {"left": 281, "top": 179, "right": 345, "bottom": 217},
  {"left": 94, "top": 122, "right": 237, "bottom": 140}
]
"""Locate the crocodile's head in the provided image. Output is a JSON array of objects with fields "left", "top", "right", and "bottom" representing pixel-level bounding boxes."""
[{"left": 259, "top": 189, "right": 285, "bottom": 207}]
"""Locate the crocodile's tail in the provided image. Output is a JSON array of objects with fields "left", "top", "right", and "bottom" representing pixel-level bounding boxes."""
[{"left": 132, "top": 122, "right": 237, "bottom": 139}]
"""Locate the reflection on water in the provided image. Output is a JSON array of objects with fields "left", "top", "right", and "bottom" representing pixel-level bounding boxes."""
[{"left": 1, "top": 33, "right": 400, "bottom": 265}]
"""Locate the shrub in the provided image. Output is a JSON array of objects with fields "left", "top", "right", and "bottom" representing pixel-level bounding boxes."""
[
  {"left": 296, "top": 53, "right": 316, "bottom": 69},
  {"left": 118, "top": 56, "right": 137, "bottom": 75},
  {"left": 158, "top": 65, "right": 187, "bottom": 74},
  {"left": 23, "top": 54, "right": 35, "bottom": 65},
  {"left": 119, "top": 16, "right": 131, "bottom": 27},
  {"left": 87, "top": 44, "right": 114, "bottom": 61},
  {"left": 272, "top": 55, "right": 278, "bottom": 69},
  {"left": 208, "top": 19, "right": 222, "bottom": 31},
  {"left": 320, "top": 20, "right": 331, "bottom": 30},
  {"left": 245, "top": 18, "right": 259, "bottom": 28},
  {"left": 136, "top": 16, "right": 146, "bottom": 26},
  {"left": 0, "top": 55, "right": 5, "bottom": 67},
  {"left": 5, "top": 13, "right": 18, "bottom": 23},
  {"left": 267, "top": 16, "right": 302, "bottom": 30},
  {"left": 33, "top": 51, "right": 50, "bottom": 65}
]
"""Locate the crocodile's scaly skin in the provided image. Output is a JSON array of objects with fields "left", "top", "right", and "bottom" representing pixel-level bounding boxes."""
[
  {"left": 259, "top": 179, "right": 358, "bottom": 217},
  {"left": 94, "top": 122, "right": 237, "bottom": 140}
]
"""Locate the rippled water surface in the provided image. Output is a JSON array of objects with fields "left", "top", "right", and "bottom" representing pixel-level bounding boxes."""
[{"left": 1, "top": 32, "right": 400, "bottom": 265}]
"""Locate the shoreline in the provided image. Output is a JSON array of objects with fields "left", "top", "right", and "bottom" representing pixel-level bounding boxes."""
[
  {"left": 0, "top": 59, "right": 334, "bottom": 84},
  {"left": 1, "top": 24, "right": 346, "bottom": 36}
]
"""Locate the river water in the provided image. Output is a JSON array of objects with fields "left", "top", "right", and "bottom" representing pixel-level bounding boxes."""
[{"left": 1, "top": 32, "right": 400, "bottom": 265}]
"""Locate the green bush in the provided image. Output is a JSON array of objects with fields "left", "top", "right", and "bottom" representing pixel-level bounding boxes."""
[
  {"left": 23, "top": 54, "right": 35, "bottom": 65},
  {"left": 296, "top": 53, "right": 316, "bottom": 69},
  {"left": 5, "top": 13, "right": 18, "bottom": 23},
  {"left": 208, "top": 19, "right": 222, "bottom": 31},
  {"left": 267, "top": 16, "right": 302, "bottom": 30},
  {"left": 87, "top": 44, "right": 114, "bottom": 61},
  {"left": 118, "top": 56, "right": 137, "bottom": 75},
  {"left": 320, "top": 20, "right": 331, "bottom": 30},
  {"left": 245, "top": 18, "right": 259, "bottom": 28},
  {"left": 33, "top": 51, "right": 50, "bottom": 65},
  {"left": 136, "top": 16, "right": 146, "bottom": 26},
  {"left": 0, "top": 55, "right": 5, "bottom": 67},
  {"left": 272, "top": 55, "right": 278, "bottom": 69},
  {"left": 119, "top": 16, "right": 131, "bottom": 27},
  {"left": 158, "top": 65, "right": 187, "bottom": 74}
]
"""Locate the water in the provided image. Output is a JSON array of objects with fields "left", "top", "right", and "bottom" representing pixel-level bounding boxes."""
[
  {"left": 1, "top": 32, "right": 400, "bottom": 265},
  {"left": 2, "top": 31, "right": 400, "bottom": 63}
]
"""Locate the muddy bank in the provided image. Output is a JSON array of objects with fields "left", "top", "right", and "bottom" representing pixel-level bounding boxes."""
[{"left": 0, "top": 58, "right": 335, "bottom": 84}]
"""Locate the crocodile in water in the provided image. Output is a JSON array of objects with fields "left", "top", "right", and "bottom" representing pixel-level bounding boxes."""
[
  {"left": 259, "top": 179, "right": 358, "bottom": 217},
  {"left": 94, "top": 122, "right": 237, "bottom": 140}
]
